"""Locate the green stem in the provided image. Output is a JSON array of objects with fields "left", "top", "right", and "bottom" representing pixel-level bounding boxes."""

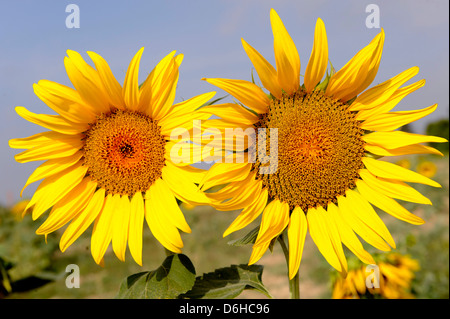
[{"left": 277, "top": 234, "right": 300, "bottom": 299}]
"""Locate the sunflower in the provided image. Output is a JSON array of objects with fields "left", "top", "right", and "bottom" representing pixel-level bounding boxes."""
[
  {"left": 332, "top": 253, "right": 420, "bottom": 299},
  {"left": 200, "top": 9, "right": 447, "bottom": 279},
  {"left": 416, "top": 160, "right": 438, "bottom": 178},
  {"left": 9, "top": 48, "right": 215, "bottom": 266}
]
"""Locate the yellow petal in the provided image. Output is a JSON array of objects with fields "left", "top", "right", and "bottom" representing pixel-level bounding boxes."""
[
  {"left": 128, "top": 191, "right": 145, "bottom": 266},
  {"left": 288, "top": 207, "right": 307, "bottom": 279},
  {"left": 270, "top": 9, "right": 300, "bottom": 95},
  {"left": 349, "top": 66, "right": 419, "bottom": 111},
  {"left": 307, "top": 206, "right": 346, "bottom": 273},
  {"left": 138, "top": 51, "right": 176, "bottom": 114},
  {"left": 164, "top": 91, "right": 217, "bottom": 120},
  {"left": 64, "top": 52, "right": 110, "bottom": 114},
  {"left": 60, "top": 188, "right": 105, "bottom": 252},
  {"left": 20, "top": 151, "right": 83, "bottom": 197},
  {"left": 328, "top": 203, "right": 375, "bottom": 265},
  {"left": 356, "top": 179, "right": 424, "bottom": 225},
  {"left": 364, "top": 143, "right": 444, "bottom": 157},
  {"left": 304, "top": 18, "right": 328, "bottom": 93},
  {"left": 249, "top": 241, "right": 271, "bottom": 265},
  {"left": 213, "top": 173, "right": 262, "bottom": 211},
  {"left": 359, "top": 169, "right": 432, "bottom": 205},
  {"left": 15, "top": 106, "right": 88, "bottom": 135},
  {"left": 200, "top": 162, "right": 251, "bottom": 191},
  {"left": 362, "top": 131, "right": 447, "bottom": 149},
  {"left": 254, "top": 199, "right": 289, "bottom": 247},
  {"left": 326, "top": 29, "right": 384, "bottom": 102},
  {"left": 161, "top": 161, "right": 210, "bottom": 205},
  {"left": 337, "top": 193, "right": 391, "bottom": 252},
  {"left": 360, "top": 104, "right": 437, "bottom": 132},
  {"left": 122, "top": 47, "right": 144, "bottom": 111},
  {"left": 197, "top": 103, "right": 259, "bottom": 126},
  {"left": 26, "top": 161, "right": 88, "bottom": 220},
  {"left": 87, "top": 51, "right": 125, "bottom": 110},
  {"left": 362, "top": 157, "right": 441, "bottom": 187},
  {"left": 145, "top": 182, "right": 183, "bottom": 253},
  {"left": 13, "top": 135, "right": 83, "bottom": 163},
  {"left": 112, "top": 195, "right": 131, "bottom": 262},
  {"left": 241, "top": 38, "right": 282, "bottom": 99},
  {"left": 202, "top": 78, "right": 269, "bottom": 114},
  {"left": 9, "top": 131, "right": 64, "bottom": 150},
  {"left": 356, "top": 79, "right": 425, "bottom": 120},
  {"left": 223, "top": 187, "right": 268, "bottom": 237},
  {"left": 36, "top": 177, "right": 97, "bottom": 235},
  {"left": 149, "top": 178, "right": 191, "bottom": 233},
  {"left": 33, "top": 80, "right": 96, "bottom": 123},
  {"left": 91, "top": 193, "right": 117, "bottom": 265}
]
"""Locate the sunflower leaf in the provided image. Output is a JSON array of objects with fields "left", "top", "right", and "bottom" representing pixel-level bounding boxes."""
[
  {"left": 227, "top": 226, "right": 259, "bottom": 246},
  {"left": 180, "top": 264, "right": 272, "bottom": 299},
  {"left": 116, "top": 254, "right": 196, "bottom": 299}
]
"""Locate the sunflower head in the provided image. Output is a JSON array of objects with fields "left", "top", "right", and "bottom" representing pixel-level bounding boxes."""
[
  {"left": 200, "top": 8, "right": 447, "bottom": 279},
  {"left": 9, "top": 48, "right": 215, "bottom": 265}
]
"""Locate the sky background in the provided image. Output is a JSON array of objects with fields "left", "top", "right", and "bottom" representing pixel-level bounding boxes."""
[{"left": 0, "top": 0, "right": 448, "bottom": 206}]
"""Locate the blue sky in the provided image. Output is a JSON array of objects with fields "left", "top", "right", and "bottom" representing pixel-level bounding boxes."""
[{"left": 0, "top": 0, "right": 448, "bottom": 205}]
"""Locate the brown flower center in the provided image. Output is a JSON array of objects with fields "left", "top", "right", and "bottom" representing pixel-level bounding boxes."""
[
  {"left": 83, "top": 109, "right": 166, "bottom": 196},
  {"left": 252, "top": 89, "right": 365, "bottom": 211}
]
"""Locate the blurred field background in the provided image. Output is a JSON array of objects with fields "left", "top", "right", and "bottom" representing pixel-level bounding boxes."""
[{"left": 1, "top": 129, "right": 448, "bottom": 299}]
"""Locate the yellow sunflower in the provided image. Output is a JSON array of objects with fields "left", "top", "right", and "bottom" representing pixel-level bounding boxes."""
[
  {"left": 9, "top": 48, "right": 215, "bottom": 266},
  {"left": 200, "top": 9, "right": 447, "bottom": 279},
  {"left": 332, "top": 253, "right": 420, "bottom": 299}
]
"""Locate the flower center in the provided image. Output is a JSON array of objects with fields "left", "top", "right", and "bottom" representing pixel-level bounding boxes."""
[
  {"left": 83, "top": 109, "right": 166, "bottom": 196},
  {"left": 252, "top": 89, "right": 365, "bottom": 211}
]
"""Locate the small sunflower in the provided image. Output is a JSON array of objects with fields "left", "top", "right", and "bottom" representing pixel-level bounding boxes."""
[
  {"left": 9, "top": 48, "right": 214, "bottom": 265},
  {"left": 332, "top": 253, "right": 420, "bottom": 299},
  {"left": 200, "top": 9, "right": 447, "bottom": 279},
  {"left": 416, "top": 160, "right": 438, "bottom": 178}
]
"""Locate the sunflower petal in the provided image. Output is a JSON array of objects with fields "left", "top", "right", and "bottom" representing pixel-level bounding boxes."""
[
  {"left": 328, "top": 202, "right": 375, "bottom": 265},
  {"left": 288, "top": 207, "right": 308, "bottom": 279},
  {"left": 254, "top": 199, "right": 289, "bottom": 247},
  {"left": 162, "top": 161, "right": 210, "bottom": 205},
  {"left": 307, "top": 206, "right": 346, "bottom": 273},
  {"left": 33, "top": 80, "right": 96, "bottom": 123},
  {"left": 326, "top": 29, "right": 384, "bottom": 102},
  {"left": 20, "top": 152, "right": 83, "bottom": 197},
  {"left": 362, "top": 157, "right": 441, "bottom": 187},
  {"left": 197, "top": 103, "right": 259, "bottom": 126},
  {"left": 359, "top": 169, "right": 432, "bottom": 205},
  {"left": 223, "top": 187, "right": 268, "bottom": 237},
  {"left": 200, "top": 162, "right": 251, "bottom": 191},
  {"left": 60, "top": 188, "right": 105, "bottom": 252},
  {"left": 112, "top": 195, "right": 131, "bottom": 262},
  {"left": 270, "top": 9, "right": 300, "bottom": 94},
  {"left": 91, "top": 194, "right": 117, "bottom": 265},
  {"left": 15, "top": 106, "right": 88, "bottom": 135},
  {"left": 26, "top": 161, "right": 88, "bottom": 220},
  {"left": 356, "top": 179, "right": 424, "bottom": 225},
  {"left": 364, "top": 143, "right": 444, "bottom": 157},
  {"left": 242, "top": 38, "right": 282, "bottom": 99},
  {"left": 349, "top": 66, "right": 419, "bottom": 111},
  {"left": 360, "top": 104, "right": 437, "bottom": 132},
  {"left": 36, "top": 177, "right": 97, "bottom": 235},
  {"left": 122, "top": 47, "right": 144, "bottom": 111},
  {"left": 304, "top": 18, "right": 328, "bottom": 93},
  {"left": 128, "top": 192, "right": 145, "bottom": 265},
  {"left": 363, "top": 131, "right": 447, "bottom": 149},
  {"left": 249, "top": 241, "right": 271, "bottom": 265},
  {"left": 337, "top": 193, "right": 391, "bottom": 252},
  {"left": 202, "top": 78, "right": 269, "bottom": 114},
  {"left": 87, "top": 51, "right": 125, "bottom": 110}
]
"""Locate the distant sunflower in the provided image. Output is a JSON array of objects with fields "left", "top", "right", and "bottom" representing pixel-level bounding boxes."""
[
  {"left": 332, "top": 253, "right": 420, "bottom": 299},
  {"left": 200, "top": 9, "right": 447, "bottom": 279},
  {"left": 9, "top": 48, "right": 214, "bottom": 265},
  {"left": 416, "top": 160, "right": 437, "bottom": 178}
]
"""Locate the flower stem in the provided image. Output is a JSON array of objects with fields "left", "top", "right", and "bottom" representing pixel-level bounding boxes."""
[{"left": 277, "top": 233, "right": 300, "bottom": 299}]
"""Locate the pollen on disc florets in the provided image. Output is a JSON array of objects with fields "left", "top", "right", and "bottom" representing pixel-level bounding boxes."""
[
  {"left": 83, "top": 109, "right": 166, "bottom": 196},
  {"left": 252, "top": 89, "right": 365, "bottom": 212}
]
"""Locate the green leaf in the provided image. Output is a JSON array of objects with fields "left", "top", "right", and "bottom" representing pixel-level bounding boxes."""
[
  {"left": 227, "top": 226, "right": 259, "bottom": 246},
  {"left": 116, "top": 254, "right": 196, "bottom": 299},
  {"left": 181, "top": 264, "right": 272, "bottom": 299}
]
